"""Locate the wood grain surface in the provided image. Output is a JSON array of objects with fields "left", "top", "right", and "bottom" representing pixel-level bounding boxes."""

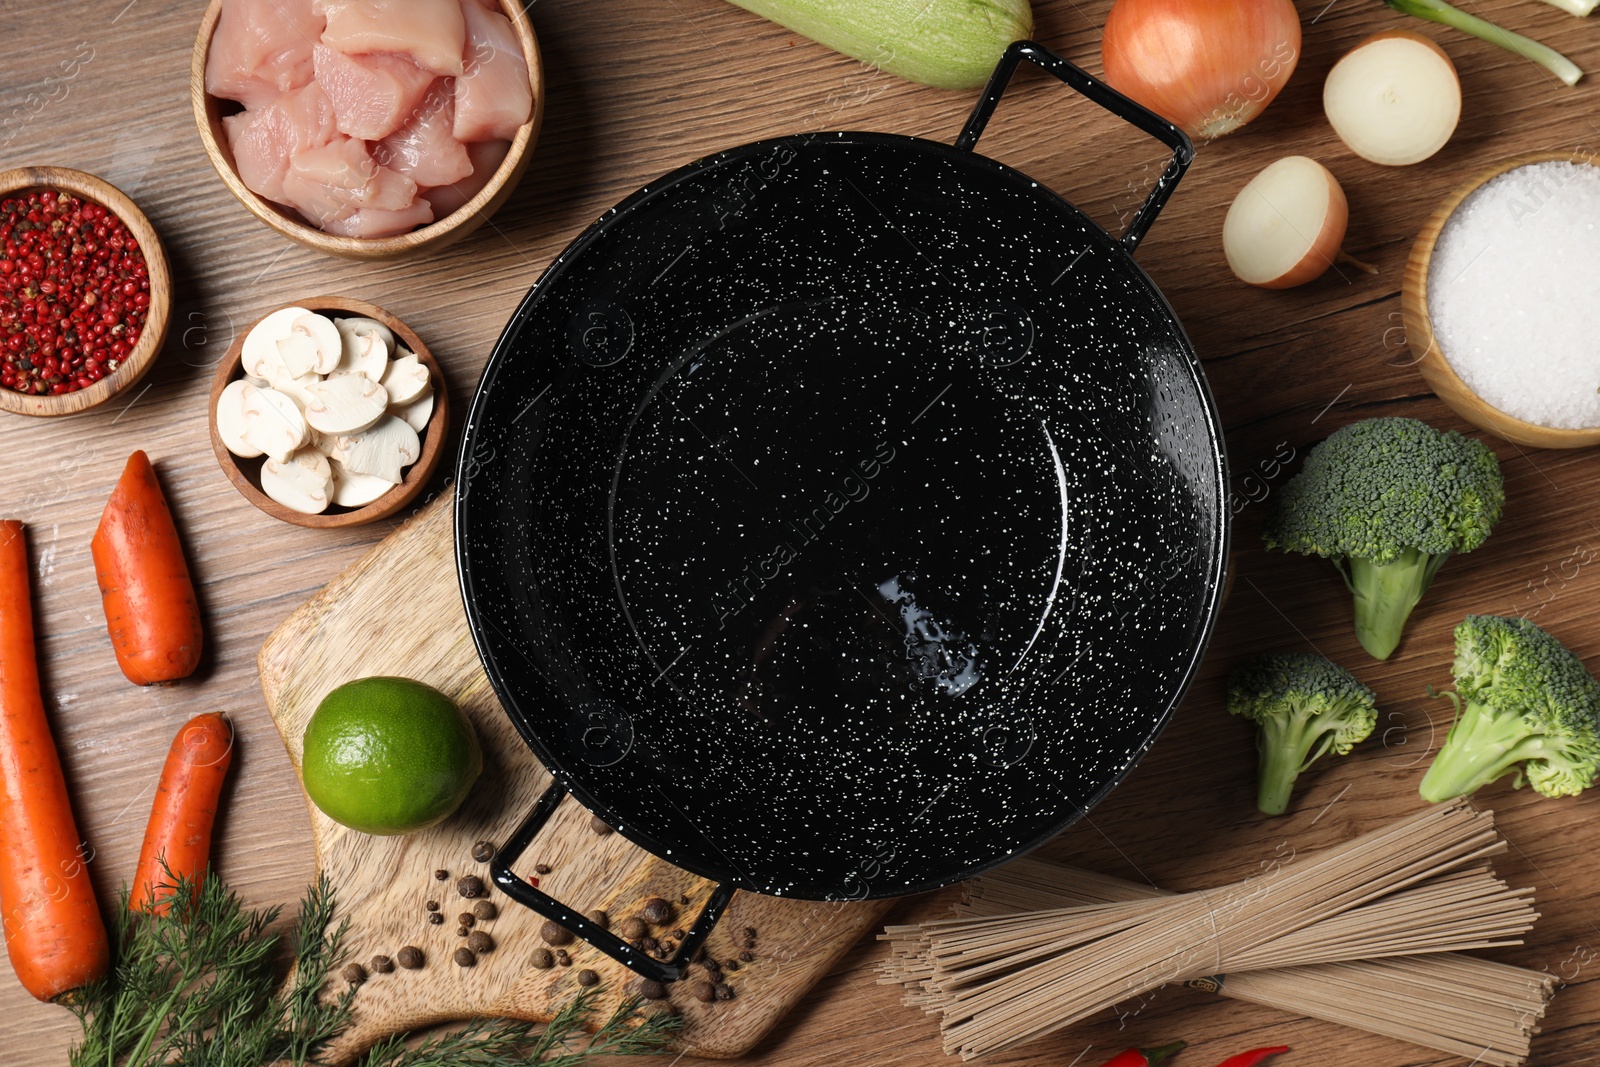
[
  {"left": 256, "top": 493, "right": 895, "bottom": 1061},
  {"left": 3, "top": 2, "right": 1600, "bottom": 1065}
]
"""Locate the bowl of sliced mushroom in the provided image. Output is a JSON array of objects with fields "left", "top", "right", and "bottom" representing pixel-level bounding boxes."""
[{"left": 209, "top": 296, "right": 448, "bottom": 527}]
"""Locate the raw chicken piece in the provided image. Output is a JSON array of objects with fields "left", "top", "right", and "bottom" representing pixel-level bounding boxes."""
[
  {"left": 376, "top": 85, "right": 471, "bottom": 188},
  {"left": 223, "top": 82, "right": 339, "bottom": 203},
  {"left": 207, "top": 0, "right": 324, "bottom": 109},
  {"left": 281, "top": 135, "right": 419, "bottom": 228},
  {"left": 316, "top": 0, "right": 466, "bottom": 77},
  {"left": 313, "top": 44, "right": 435, "bottom": 141},
  {"left": 422, "top": 139, "right": 510, "bottom": 219},
  {"left": 454, "top": 2, "right": 531, "bottom": 142},
  {"left": 322, "top": 200, "right": 435, "bottom": 238}
]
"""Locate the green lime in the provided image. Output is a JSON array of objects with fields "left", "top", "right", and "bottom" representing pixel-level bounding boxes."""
[{"left": 301, "top": 676, "right": 482, "bottom": 836}]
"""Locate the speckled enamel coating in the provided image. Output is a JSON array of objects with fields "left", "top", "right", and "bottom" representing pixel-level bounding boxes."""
[{"left": 456, "top": 131, "right": 1230, "bottom": 901}]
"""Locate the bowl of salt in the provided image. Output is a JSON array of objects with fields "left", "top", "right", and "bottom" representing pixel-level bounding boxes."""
[{"left": 1403, "top": 151, "right": 1600, "bottom": 448}]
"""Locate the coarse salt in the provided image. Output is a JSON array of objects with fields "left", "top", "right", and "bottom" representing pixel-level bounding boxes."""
[{"left": 1427, "top": 160, "right": 1600, "bottom": 429}]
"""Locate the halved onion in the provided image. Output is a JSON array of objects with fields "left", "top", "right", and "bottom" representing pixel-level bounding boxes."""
[
  {"left": 1324, "top": 31, "right": 1461, "bottom": 167},
  {"left": 1223, "top": 157, "right": 1349, "bottom": 289},
  {"left": 1102, "top": 0, "right": 1302, "bottom": 141}
]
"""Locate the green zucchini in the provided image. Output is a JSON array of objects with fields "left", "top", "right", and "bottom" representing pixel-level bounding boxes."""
[{"left": 724, "top": 0, "right": 1034, "bottom": 90}]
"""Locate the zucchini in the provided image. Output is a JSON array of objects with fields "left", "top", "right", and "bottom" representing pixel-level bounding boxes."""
[{"left": 724, "top": 0, "right": 1034, "bottom": 90}]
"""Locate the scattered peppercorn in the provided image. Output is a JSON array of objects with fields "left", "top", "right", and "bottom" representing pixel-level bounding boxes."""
[
  {"left": 638, "top": 936, "right": 659, "bottom": 953},
  {"left": 541, "top": 920, "right": 575, "bottom": 946},
  {"left": 472, "top": 899, "right": 497, "bottom": 921},
  {"left": 434, "top": 869, "right": 449, "bottom": 881},
  {"left": 397, "top": 946, "right": 424, "bottom": 970},
  {"left": 458, "top": 913, "right": 476, "bottom": 929},
  {"left": 472, "top": 840, "right": 496, "bottom": 862},
  {"left": 724, "top": 959, "right": 740, "bottom": 972},
  {"left": 468, "top": 931, "right": 494, "bottom": 954},
  {"left": 428, "top": 913, "right": 444, "bottom": 925},
  {"left": 739, "top": 950, "right": 754, "bottom": 962},
  {"left": 691, "top": 980, "right": 716, "bottom": 1003},
  {"left": 457, "top": 875, "right": 485, "bottom": 898},
  {"left": 715, "top": 982, "right": 735, "bottom": 1001},
  {"left": 576, "top": 968, "right": 600, "bottom": 987},
  {"left": 454, "top": 948, "right": 477, "bottom": 968},
  {"left": 743, "top": 926, "right": 757, "bottom": 939},
  {"left": 456, "top": 927, "right": 469, "bottom": 937},
  {"left": 342, "top": 963, "right": 367, "bottom": 986},
  {"left": 672, "top": 928, "right": 686, "bottom": 940},
  {"left": 425, "top": 900, "right": 439, "bottom": 912},
  {"left": 638, "top": 979, "right": 667, "bottom": 1000},
  {"left": 555, "top": 949, "right": 572, "bottom": 967},
  {"left": 531, "top": 948, "right": 555, "bottom": 969},
  {"left": 370, "top": 955, "right": 394, "bottom": 974},
  {"left": 534, "top": 862, "right": 552, "bottom": 875},
  {"left": 620, "top": 917, "right": 648, "bottom": 940},
  {"left": 640, "top": 897, "right": 673, "bottom": 925},
  {"left": 679, "top": 894, "right": 690, "bottom": 906}
]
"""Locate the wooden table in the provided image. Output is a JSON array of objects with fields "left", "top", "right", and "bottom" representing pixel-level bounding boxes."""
[{"left": 4, "top": 1, "right": 1600, "bottom": 1064}]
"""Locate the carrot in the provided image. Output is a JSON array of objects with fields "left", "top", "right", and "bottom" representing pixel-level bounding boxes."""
[
  {"left": 131, "top": 713, "right": 233, "bottom": 915},
  {"left": 0, "top": 520, "right": 110, "bottom": 1002},
  {"left": 91, "top": 450, "right": 203, "bottom": 685}
]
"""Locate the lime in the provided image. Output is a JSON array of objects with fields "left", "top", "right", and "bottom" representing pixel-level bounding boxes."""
[{"left": 301, "top": 676, "right": 482, "bottom": 836}]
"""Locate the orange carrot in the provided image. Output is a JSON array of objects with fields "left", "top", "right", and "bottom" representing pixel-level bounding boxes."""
[
  {"left": 132, "top": 713, "right": 234, "bottom": 915},
  {"left": 91, "top": 451, "right": 203, "bottom": 685},
  {"left": 0, "top": 520, "right": 110, "bottom": 1002}
]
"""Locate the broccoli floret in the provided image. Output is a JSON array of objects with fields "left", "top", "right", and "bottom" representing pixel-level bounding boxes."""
[
  {"left": 1227, "top": 653, "right": 1379, "bottom": 815},
  {"left": 1419, "top": 615, "right": 1600, "bottom": 802},
  {"left": 1263, "top": 417, "right": 1505, "bottom": 661}
]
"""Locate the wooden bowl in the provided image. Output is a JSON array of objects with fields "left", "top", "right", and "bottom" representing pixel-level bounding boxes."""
[
  {"left": 209, "top": 296, "right": 449, "bottom": 527},
  {"left": 190, "top": 0, "right": 544, "bottom": 260},
  {"left": 1402, "top": 151, "right": 1600, "bottom": 448},
  {"left": 0, "top": 166, "right": 171, "bottom": 417}
]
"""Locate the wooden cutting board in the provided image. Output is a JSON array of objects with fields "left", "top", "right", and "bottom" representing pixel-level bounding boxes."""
[{"left": 256, "top": 490, "right": 894, "bottom": 1062}]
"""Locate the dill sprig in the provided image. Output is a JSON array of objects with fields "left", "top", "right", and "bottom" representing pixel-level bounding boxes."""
[{"left": 68, "top": 871, "right": 678, "bottom": 1067}]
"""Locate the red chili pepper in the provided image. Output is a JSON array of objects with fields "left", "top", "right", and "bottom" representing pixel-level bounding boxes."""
[
  {"left": 1096, "top": 1040, "right": 1186, "bottom": 1067},
  {"left": 1212, "top": 1046, "right": 1289, "bottom": 1067}
]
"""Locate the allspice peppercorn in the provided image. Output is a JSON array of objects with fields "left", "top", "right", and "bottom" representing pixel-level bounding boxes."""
[
  {"left": 428, "top": 913, "right": 444, "bottom": 926},
  {"left": 638, "top": 978, "right": 667, "bottom": 1000},
  {"left": 531, "top": 948, "right": 555, "bottom": 969},
  {"left": 715, "top": 982, "right": 735, "bottom": 1001},
  {"left": 472, "top": 900, "right": 498, "bottom": 921},
  {"left": 454, "top": 947, "right": 477, "bottom": 968},
  {"left": 397, "top": 946, "right": 424, "bottom": 970},
  {"left": 456, "top": 875, "right": 485, "bottom": 899},
  {"left": 620, "top": 916, "right": 648, "bottom": 940},
  {"left": 468, "top": 930, "right": 494, "bottom": 954},
  {"left": 458, "top": 912, "right": 476, "bottom": 929},
  {"left": 540, "top": 920, "right": 575, "bottom": 946},
  {"left": 471, "top": 840, "right": 495, "bottom": 862},
  {"left": 589, "top": 909, "right": 610, "bottom": 930},
  {"left": 576, "top": 968, "right": 600, "bottom": 987},
  {"left": 370, "top": 955, "right": 395, "bottom": 974},
  {"left": 640, "top": 897, "right": 673, "bottom": 925},
  {"left": 691, "top": 980, "right": 716, "bottom": 1003},
  {"left": 342, "top": 963, "right": 367, "bottom": 986},
  {"left": 590, "top": 814, "right": 613, "bottom": 835}
]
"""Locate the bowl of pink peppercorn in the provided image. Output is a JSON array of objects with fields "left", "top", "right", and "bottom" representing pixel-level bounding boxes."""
[{"left": 0, "top": 166, "right": 171, "bottom": 417}]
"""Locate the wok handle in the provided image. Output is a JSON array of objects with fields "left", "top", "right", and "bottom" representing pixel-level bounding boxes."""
[
  {"left": 954, "top": 40, "right": 1195, "bottom": 253},
  {"left": 489, "top": 779, "right": 736, "bottom": 984}
]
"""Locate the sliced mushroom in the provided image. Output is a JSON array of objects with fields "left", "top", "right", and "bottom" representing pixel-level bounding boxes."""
[
  {"left": 267, "top": 365, "right": 321, "bottom": 409},
  {"left": 216, "top": 379, "right": 264, "bottom": 459},
  {"left": 292, "top": 312, "right": 343, "bottom": 375},
  {"left": 393, "top": 383, "right": 434, "bottom": 432},
  {"left": 241, "top": 306, "right": 311, "bottom": 379},
  {"left": 331, "top": 458, "right": 396, "bottom": 508},
  {"left": 331, "top": 329, "right": 390, "bottom": 381},
  {"left": 239, "top": 383, "right": 309, "bottom": 463},
  {"left": 381, "top": 350, "right": 430, "bottom": 406},
  {"left": 260, "top": 448, "right": 334, "bottom": 515},
  {"left": 334, "top": 315, "right": 396, "bottom": 353},
  {"left": 304, "top": 374, "right": 389, "bottom": 435},
  {"left": 327, "top": 415, "right": 421, "bottom": 485}
]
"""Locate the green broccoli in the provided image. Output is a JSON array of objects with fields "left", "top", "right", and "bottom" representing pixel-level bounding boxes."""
[
  {"left": 1419, "top": 615, "right": 1600, "bottom": 802},
  {"left": 1262, "top": 417, "right": 1505, "bottom": 661},
  {"left": 1227, "top": 653, "right": 1379, "bottom": 816}
]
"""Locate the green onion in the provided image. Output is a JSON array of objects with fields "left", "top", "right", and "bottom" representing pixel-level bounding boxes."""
[{"left": 1384, "top": 0, "right": 1584, "bottom": 86}]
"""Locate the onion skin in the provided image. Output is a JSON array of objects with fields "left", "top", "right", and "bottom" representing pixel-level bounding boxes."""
[{"left": 1102, "top": 0, "right": 1302, "bottom": 141}]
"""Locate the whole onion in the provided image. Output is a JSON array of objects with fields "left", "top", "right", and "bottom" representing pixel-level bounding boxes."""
[{"left": 1101, "top": 0, "right": 1302, "bottom": 141}]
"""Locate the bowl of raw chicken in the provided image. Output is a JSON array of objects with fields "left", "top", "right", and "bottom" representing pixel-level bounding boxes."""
[{"left": 191, "top": 0, "right": 543, "bottom": 259}]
